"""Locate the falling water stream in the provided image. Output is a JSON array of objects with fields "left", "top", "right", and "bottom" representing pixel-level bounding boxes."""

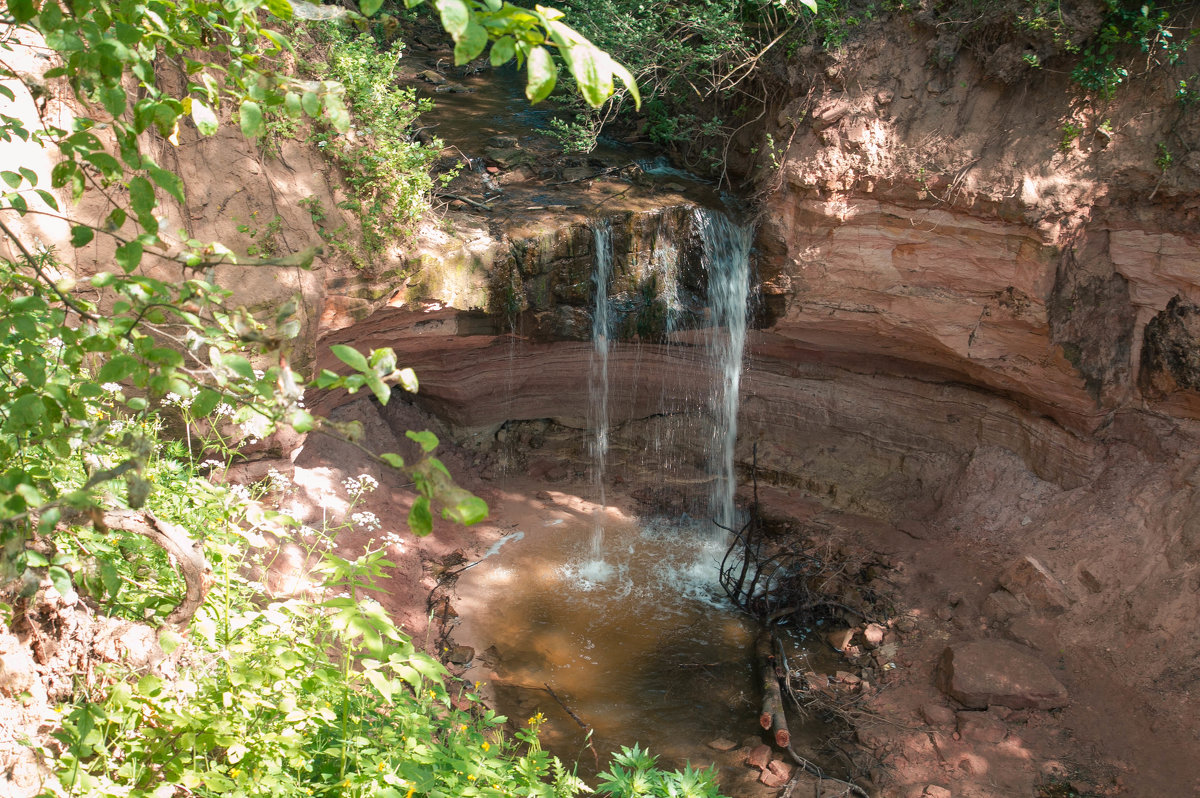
[
  {"left": 454, "top": 205, "right": 821, "bottom": 780},
  {"left": 587, "top": 220, "right": 614, "bottom": 573}
]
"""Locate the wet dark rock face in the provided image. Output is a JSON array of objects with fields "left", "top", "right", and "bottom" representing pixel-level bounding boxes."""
[{"left": 1139, "top": 296, "right": 1200, "bottom": 398}]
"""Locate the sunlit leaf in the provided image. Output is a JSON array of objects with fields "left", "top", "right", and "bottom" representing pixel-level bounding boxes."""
[
  {"left": 434, "top": 0, "right": 469, "bottom": 39},
  {"left": 115, "top": 240, "right": 143, "bottom": 272},
  {"left": 239, "top": 100, "right": 264, "bottom": 138},
  {"left": 454, "top": 21, "right": 488, "bottom": 65},
  {"left": 490, "top": 36, "right": 516, "bottom": 67},
  {"left": 525, "top": 46, "right": 557, "bottom": 104},
  {"left": 408, "top": 495, "right": 433, "bottom": 536},
  {"left": 330, "top": 344, "right": 368, "bottom": 372},
  {"left": 190, "top": 99, "right": 218, "bottom": 135},
  {"left": 405, "top": 430, "right": 438, "bottom": 453}
]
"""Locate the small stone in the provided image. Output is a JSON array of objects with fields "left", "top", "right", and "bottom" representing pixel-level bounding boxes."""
[
  {"left": 982, "top": 589, "right": 1024, "bottom": 624},
  {"left": 744, "top": 744, "right": 771, "bottom": 771},
  {"left": 835, "top": 670, "right": 861, "bottom": 685},
  {"left": 827, "top": 627, "right": 855, "bottom": 651},
  {"left": 922, "top": 787, "right": 952, "bottom": 798},
  {"left": 707, "top": 738, "right": 738, "bottom": 751},
  {"left": 759, "top": 758, "right": 793, "bottom": 787},
  {"left": 936, "top": 640, "right": 1069, "bottom": 710},
  {"left": 419, "top": 69, "right": 447, "bottom": 85},
  {"left": 0, "top": 648, "right": 37, "bottom": 696},
  {"left": 863, "top": 623, "right": 886, "bottom": 647},
  {"left": 920, "top": 702, "right": 956, "bottom": 727},
  {"left": 446, "top": 645, "right": 474, "bottom": 665}
]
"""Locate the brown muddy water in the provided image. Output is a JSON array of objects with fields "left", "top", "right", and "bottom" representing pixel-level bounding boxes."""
[{"left": 452, "top": 495, "right": 836, "bottom": 780}]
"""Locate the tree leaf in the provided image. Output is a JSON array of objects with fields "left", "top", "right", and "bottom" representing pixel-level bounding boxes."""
[
  {"left": 147, "top": 166, "right": 184, "bottom": 204},
  {"left": 445, "top": 493, "right": 488, "bottom": 525},
  {"left": 611, "top": 59, "right": 641, "bottom": 110},
  {"left": 48, "top": 566, "right": 73, "bottom": 598},
  {"left": 434, "top": 0, "right": 469, "bottom": 39},
  {"left": 35, "top": 189, "right": 59, "bottom": 211},
  {"left": 70, "top": 225, "right": 94, "bottom": 247},
  {"left": 490, "top": 36, "right": 516, "bottom": 67},
  {"left": 330, "top": 344, "right": 368, "bottom": 372},
  {"left": 239, "top": 100, "right": 264, "bottom": 138},
  {"left": 380, "top": 452, "right": 405, "bottom": 468},
  {"left": 190, "top": 99, "right": 218, "bottom": 136},
  {"left": 360, "top": 0, "right": 383, "bottom": 16},
  {"left": 396, "top": 367, "right": 418, "bottom": 393},
  {"left": 7, "top": 0, "right": 36, "bottom": 24},
  {"left": 115, "top": 240, "right": 143, "bottom": 272},
  {"left": 100, "top": 85, "right": 126, "bottom": 117},
  {"left": 128, "top": 176, "right": 155, "bottom": 217},
  {"left": 564, "top": 42, "right": 613, "bottom": 108},
  {"left": 454, "top": 21, "right": 488, "bottom": 65},
  {"left": 525, "top": 46, "right": 557, "bottom": 104},
  {"left": 405, "top": 430, "right": 439, "bottom": 453},
  {"left": 1, "top": 170, "right": 21, "bottom": 189},
  {"left": 283, "top": 91, "right": 302, "bottom": 118},
  {"left": 301, "top": 91, "right": 320, "bottom": 117},
  {"left": 408, "top": 495, "right": 433, "bottom": 537}
]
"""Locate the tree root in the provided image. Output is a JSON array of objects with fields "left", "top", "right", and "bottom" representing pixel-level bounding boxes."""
[{"left": 99, "top": 510, "right": 213, "bottom": 629}]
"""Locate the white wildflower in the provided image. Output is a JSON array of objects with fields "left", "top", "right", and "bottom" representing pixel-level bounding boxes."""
[
  {"left": 239, "top": 412, "right": 270, "bottom": 444},
  {"left": 228, "top": 484, "right": 251, "bottom": 502},
  {"left": 214, "top": 403, "right": 235, "bottom": 418},
  {"left": 266, "top": 468, "right": 291, "bottom": 493},
  {"left": 351, "top": 511, "right": 381, "bottom": 531},
  {"left": 101, "top": 382, "right": 122, "bottom": 393},
  {"left": 342, "top": 473, "right": 378, "bottom": 498}
]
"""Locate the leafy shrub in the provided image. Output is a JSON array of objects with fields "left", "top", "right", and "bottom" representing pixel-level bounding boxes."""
[{"left": 302, "top": 24, "right": 443, "bottom": 256}]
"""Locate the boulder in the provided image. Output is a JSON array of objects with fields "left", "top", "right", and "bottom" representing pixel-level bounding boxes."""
[{"left": 936, "top": 640, "right": 1068, "bottom": 710}]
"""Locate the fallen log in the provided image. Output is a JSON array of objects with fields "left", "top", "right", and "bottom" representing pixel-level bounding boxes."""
[{"left": 757, "top": 631, "right": 790, "bottom": 748}]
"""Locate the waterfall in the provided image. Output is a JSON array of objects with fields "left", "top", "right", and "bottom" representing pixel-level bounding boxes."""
[
  {"left": 588, "top": 220, "right": 613, "bottom": 568},
  {"left": 584, "top": 207, "right": 752, "bottom": 555},
  {"left": 695, "top": 208, "right": 753, "bottom": 535}
]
